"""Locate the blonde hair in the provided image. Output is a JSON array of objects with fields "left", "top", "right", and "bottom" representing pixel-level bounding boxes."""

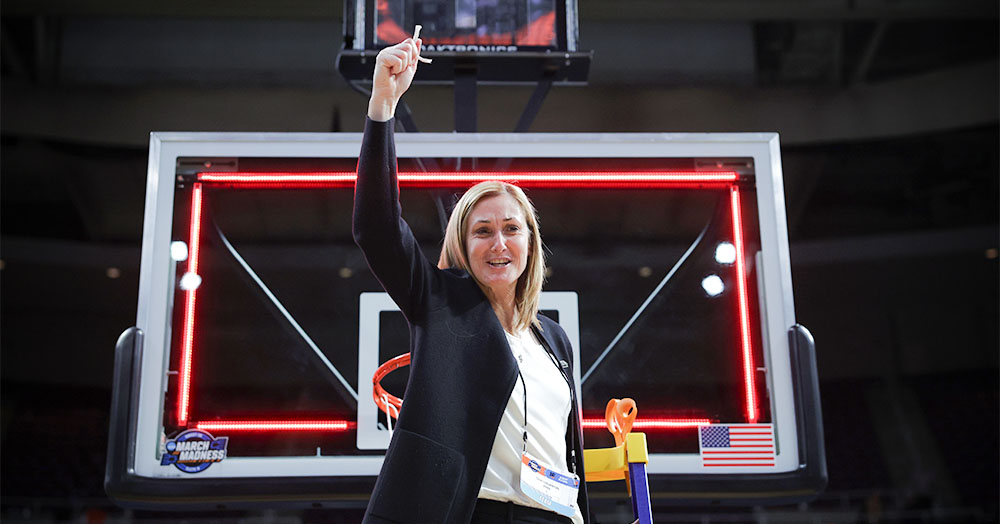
[{"left": 437, "top": 181, "right": 546, "bottom": 332}]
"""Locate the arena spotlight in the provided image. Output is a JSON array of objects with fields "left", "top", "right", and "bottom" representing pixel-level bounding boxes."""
[
  {"left": 179, "top": 272, "right": 203, "bottom": 291},
  {"left": 171, "top": 241, "right": 189, "bottom": 262},
  {"left": 701, "top": 274, "right": 724, "bottom": 297},
  {"left": 715, "top": 242, "right": 736, "bottom": 264}
]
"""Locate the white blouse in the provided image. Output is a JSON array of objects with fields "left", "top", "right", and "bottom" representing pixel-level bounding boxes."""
[{"left": 478, "top": 328, "right": 583, "bottom": 524}]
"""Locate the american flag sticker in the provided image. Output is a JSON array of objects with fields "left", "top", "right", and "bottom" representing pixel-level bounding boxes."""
[{"left": 698, "top": 424, "right": 776, "bottom": 467}]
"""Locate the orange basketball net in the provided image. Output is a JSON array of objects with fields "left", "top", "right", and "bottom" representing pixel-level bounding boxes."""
[{"left": 373, "top": 352, "right": 410, "bottom": 419}]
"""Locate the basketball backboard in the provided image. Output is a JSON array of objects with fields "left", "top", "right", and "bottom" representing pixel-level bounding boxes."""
[{"left": 105, "top": 131, "right": 825, "bottom": 509}]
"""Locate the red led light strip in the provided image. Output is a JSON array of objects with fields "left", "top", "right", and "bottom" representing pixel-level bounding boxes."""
[
  {"left": 177, "top": 183, "right": 203, "bottom": 426},
  {"left": 175, "top": 173, "right": 760, "bottom": 432},
  {"left": 582, "top": 418, "right": 714, "bottom": 430},
  {"left": 731, "top": 187, "right": 758, "bottom": 423},
  {"left": 197, "top": 420, "right": 356, "bottom": 432},
  {"left": 197, "top": 171, "right": 739, "bottom": 188},
  {"left": 703, "top": 463, "right": 775, "bottom": 467}
]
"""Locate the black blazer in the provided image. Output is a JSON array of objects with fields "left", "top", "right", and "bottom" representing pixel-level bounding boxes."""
[{"left": 353, "top": 118, "right": 590, "bottom": 524}]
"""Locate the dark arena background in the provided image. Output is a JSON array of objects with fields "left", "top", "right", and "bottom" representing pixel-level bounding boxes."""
[{"left": 1, "top": 1, "right": 998, "bottom": 523}]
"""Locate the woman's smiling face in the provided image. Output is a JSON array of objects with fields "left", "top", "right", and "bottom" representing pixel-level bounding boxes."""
[{"left": 464, "top": 193, "right": 530, "bottom": 299}]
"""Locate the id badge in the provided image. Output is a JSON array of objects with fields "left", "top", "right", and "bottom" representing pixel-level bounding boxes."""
[{"left": 519, "top": 451, "right": 580, "bottom": 517}]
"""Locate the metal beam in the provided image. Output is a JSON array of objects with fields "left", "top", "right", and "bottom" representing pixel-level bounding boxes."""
[
  {"left": 1, "top": 0, "right": 995, "bottom": 21},
  {"left": 850, "top": 21, "right": 890, "bottom": 86},
  {"left": 0, "top": 0, "right": 343, "bottom": 19},
  {"left": 2, "top": 61, "right": 995, "bottom": 147},
  {"left": 580, "top": 0, "right": 998, "bottom": 21}
]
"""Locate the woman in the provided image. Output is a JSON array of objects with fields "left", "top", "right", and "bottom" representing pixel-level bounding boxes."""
[{"left": 354, "top": 37, "right": 589, "bottom": 524}]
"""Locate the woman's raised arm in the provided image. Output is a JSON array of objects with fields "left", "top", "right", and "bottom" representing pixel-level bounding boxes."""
[{"left": 353, "top": 36, "right": 437, "bottom": 322}]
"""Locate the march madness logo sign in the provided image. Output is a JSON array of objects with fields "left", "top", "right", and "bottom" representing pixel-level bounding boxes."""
[{"left": 160, "top": 429, "right": 228, "bottom": 473}]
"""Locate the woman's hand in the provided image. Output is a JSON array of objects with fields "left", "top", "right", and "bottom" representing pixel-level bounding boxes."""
[{"left": 368, "top": 38, "right": 422, "bottom": 122}]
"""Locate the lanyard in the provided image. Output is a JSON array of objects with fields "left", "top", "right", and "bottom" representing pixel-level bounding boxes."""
[
  {"left": 512, "top": 330, "right": 578, "bottom": 475},
  {"left": 516, "top": 365, "right": 529, "bottom": 454}
]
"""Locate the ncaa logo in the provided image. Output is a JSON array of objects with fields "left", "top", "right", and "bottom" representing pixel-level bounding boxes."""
[{"left": 160, "top": 429, "right": 229, "bottom": 473}]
